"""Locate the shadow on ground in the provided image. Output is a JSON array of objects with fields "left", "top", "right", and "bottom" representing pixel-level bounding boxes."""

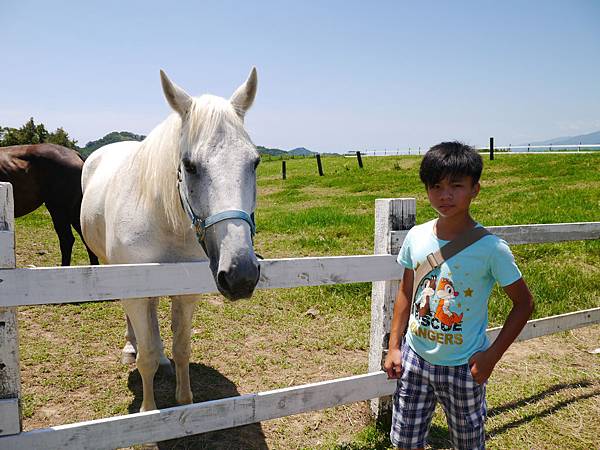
[
  {"left": 426, "top": 379, "right": 598, "bottom": 449},
  {"left": 127, "top": 362, "right": 268, "bottom": 450}
]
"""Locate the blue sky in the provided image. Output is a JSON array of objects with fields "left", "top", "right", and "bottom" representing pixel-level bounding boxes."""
[{"left": 1, "top": 1, "right": 599, "bottom": 152}]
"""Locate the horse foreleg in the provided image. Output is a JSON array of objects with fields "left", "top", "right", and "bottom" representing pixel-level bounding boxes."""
[
  {"left": 123, "top": 313, "right": 172, "bottom": 372},
  {"left": 121, "top": 297, "right": 162, "bottom": 412},
  {"left": 46, "top": 203, "right": 75, "bottom": 266},
  {"left": 122, "top": 315, "right": 137, "bottom": 364},
  {"left": 171, "top": 295, "right": 198, "bottom": 405}
]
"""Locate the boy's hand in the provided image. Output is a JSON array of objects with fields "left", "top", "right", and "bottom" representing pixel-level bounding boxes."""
[
  {"left": 468, "top": 350, "right": 499, "bottom": 384},
  {"left": 468, "top": 278, "right": 533, "bottom": 385},
  {"left": 384, "top": 348, "right": 403, "bottom": 379}
]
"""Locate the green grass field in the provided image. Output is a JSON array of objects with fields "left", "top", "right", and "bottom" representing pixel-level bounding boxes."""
[{"left": 13, "top": 153, "right": 600, "bottom": 449}]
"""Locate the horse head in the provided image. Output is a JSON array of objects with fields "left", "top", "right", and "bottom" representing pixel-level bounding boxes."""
[{"left": 160, "top": 68, "right": 260, "bottom": 300}]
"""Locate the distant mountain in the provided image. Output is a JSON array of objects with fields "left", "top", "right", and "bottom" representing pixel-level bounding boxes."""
[
  {"left": 80, "top": 131, "right": 146, "bottom": 157},
  {"left": 257, "top": 145, "right": 287, "bottom": 156},
  {"left": 288, "top": 147, "right": 315, "bottom": 156},
  {"left": 81, "top": 137, "right": 327, "bottom": 159},
  {"left": 526, "top": 130, "right": 600, "bottom": 146},
  {"left": 257, "top": 145, "right": 319, "bottom": 157},
  {"left": 80, "top": 137, "right": 318, "bottom": 159}
]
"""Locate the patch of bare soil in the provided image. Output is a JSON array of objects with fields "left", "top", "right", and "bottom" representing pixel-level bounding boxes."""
[
  {"left": 19, "top": 322, "right": 599, "bottom": 450},
  {"left": 497, "top": 324, "right": 599, "bottom": 367},
  {"left": 258, "top": 186, "right": 283, "bottom": 196}
]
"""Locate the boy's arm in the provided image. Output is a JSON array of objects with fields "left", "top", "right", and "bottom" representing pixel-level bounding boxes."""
[
  {"left": 469, "top": 277, "right": 534, "bottom": 384},
  {"left": 383, "top": 267, "right": 413, "bottom": 379}
]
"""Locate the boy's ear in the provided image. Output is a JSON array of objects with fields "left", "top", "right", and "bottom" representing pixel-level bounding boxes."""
[{"left": 472, "top": 182, "right": 481, "bottom": 198}]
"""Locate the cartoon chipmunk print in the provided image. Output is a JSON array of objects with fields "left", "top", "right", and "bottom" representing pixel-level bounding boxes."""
[
  {"left": 416, "top": 275, "right": 437, "bottom": 317},
  {"left": 434, "top": 277, "right": 464, "bottom": 327}
]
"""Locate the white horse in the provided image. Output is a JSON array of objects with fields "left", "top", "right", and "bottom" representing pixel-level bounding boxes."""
[{"left": 81, "top": 68, "right": 261, "bottom": 413}]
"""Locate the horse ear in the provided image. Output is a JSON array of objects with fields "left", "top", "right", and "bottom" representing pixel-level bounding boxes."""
[
  {"left": 230, "top": 67, "right": 257, "bottom": 120},
  {"left": 160, "top": 70, "right": 192, "bottom": 117}
]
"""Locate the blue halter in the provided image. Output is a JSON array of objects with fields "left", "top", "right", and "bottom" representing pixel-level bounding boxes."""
[{"left": 177, "top": 167, "right": 256, "bottom": 249}]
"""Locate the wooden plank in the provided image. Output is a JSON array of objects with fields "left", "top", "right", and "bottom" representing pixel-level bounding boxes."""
[
  {"left": 486, "top": 222, "right": 600, "bottom": 244},
  {"left": 0, "top": 261, "right": 217, "bottom": 306},
  {"left": 487, "top": 307, "right": 600, "bottom": 343},
  {"left": 390, "top": 230, "right": 409, "bottom": 255},
  {"left": 0, "top": 183, "right": 21, "bottom": 436},
  {"left": 0, "top": 255, "right": 403, "bottom": 307},
  {"left": 0, "top": 232, "right": 13, "bottom": 263},
  {"left": 0, "top": 399, "right": 20, "bottom": 436},
  {"left": 258, "top": 255, "right": 401, "bottom": 289},
  {"left": 0, "top": 372, "right": 397, "bottom": 450},
  {"left": 391, "top": 222, "right": 600, "bottom": 249},
  {"left": 368, "top": 198, "right": 415, "bottom": 419}
]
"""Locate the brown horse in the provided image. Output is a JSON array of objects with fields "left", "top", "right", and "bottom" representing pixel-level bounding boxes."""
[{"left": 0, "top": 143, "right": 98, "bottom": 266}]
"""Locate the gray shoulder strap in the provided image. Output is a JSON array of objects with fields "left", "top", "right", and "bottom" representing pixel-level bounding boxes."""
[{"left": 412, "top": 226, "right": 491, "bottom": 299}]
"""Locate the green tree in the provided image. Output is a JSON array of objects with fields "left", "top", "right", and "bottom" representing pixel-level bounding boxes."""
[
  {"left": 0, "top": 126, "right": 21, "bottom": 146},
  {"left": 47, "top": 127, "right": 77, "bottom": 149},
  {"left": 0, "top": 118, "right": 77, "bottom": 148},
  {"left": 18, "top": 118, "right": 48, "bottom": 144}
]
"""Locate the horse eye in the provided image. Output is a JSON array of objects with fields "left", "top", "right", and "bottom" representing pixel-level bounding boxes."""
[{"left": 182, "top": 159, "right": 197, "bottom": 174}]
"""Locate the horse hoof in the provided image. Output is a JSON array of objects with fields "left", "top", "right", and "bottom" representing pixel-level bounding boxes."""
[
  {"left": 121, "top": 352, "right": 136, "bottom": 364},
  {"left": 121, "top": 341, "right": 137, "bottom": 364}
]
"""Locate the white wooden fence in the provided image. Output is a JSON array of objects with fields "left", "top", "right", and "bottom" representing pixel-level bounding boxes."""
[
  {"left": 0, "top": 186, "right": 599, "bottom": 449},
  {"left": 345, "top": 144, "right": 600, "bottom": 157}
]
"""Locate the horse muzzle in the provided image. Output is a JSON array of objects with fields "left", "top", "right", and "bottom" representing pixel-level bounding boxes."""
[{"left": 216, "top": 255, "right": 260, "bottom": 300}]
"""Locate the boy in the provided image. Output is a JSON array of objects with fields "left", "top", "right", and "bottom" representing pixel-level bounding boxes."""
[{"left": 383, "top": 142, "right": 534, "bottom": 450}]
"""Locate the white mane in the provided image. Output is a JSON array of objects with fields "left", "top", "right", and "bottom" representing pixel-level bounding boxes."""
[{"left": 131, "top": 95, "right": 248, "bottom": 231}]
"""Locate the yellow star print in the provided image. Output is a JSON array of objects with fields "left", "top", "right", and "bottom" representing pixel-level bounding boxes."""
[{"left": 464, "top": 288, "right": 473, "bottom": 297}]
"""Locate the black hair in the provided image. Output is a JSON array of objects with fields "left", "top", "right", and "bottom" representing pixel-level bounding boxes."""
[{"left": 419, "top": 141, "right": 483, "bottom": 187}]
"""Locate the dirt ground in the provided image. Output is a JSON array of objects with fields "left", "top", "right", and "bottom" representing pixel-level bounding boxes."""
[{"left": 20, "top": 321, "right": 599, "bottom": 450}]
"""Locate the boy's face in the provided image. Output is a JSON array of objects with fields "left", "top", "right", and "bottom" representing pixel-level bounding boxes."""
[{"left": 426, "top": 175, "right": 480, "bottom": 219}]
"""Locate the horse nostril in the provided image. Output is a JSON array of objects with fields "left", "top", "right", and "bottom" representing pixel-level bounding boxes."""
[
  {"left": 216, "top": 263, "right": 260, "bottom": 300},
  {"left": 217, "top": 270, "right": 231, "bottom": 293}
]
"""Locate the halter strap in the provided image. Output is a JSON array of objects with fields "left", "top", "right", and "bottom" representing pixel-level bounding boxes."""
[
  {"left": 177, "top": 167, "right": 256, "bottom": 248},
  {"left": 199, "top": 209, "right": 256, "bottom": 237}
]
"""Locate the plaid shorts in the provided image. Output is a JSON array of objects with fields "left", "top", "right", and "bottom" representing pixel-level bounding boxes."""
[{"left": 390, "top": 342, "right": 487, "bottom": 450}]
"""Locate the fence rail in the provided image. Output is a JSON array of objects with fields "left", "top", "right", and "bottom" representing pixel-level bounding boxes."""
[
  {"left": 1, "top": 186, "right": 599, "bottom": 449},
  {"left": 0, "top": 372, "right": 396, "bottom": 450},
  {"left": 391, "top": 222, "right": 600, "bottom": 254},
  {"left": 0, "top": 255, "right": 401, "bottom": 307},
  {"left": 344, "top": 143, "right": 600, "bottom": 157}
]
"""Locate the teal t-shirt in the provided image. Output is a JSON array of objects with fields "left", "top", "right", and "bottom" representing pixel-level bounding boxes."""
[{"left": 397, "top": 219, "right": 522, "bottom": 366}]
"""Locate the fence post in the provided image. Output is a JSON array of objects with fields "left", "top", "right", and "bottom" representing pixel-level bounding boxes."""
[
  {"left": 0, "top": 182, "right": 22, "bottom": 436},
  {"left": 282, "top": 160, "right": 286, "bottom": 180},
  {"left": 489, "top": 137, "right": 494, "bottom": 160},
  {"left": 368, "top": 198, "right": 416, "bottom": 421},
  {"left": 356, "top": 151, "right": 363, "bottom": 169},
  {"left": 316, "top": 154, "right": 324, "bottom": 176}
]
